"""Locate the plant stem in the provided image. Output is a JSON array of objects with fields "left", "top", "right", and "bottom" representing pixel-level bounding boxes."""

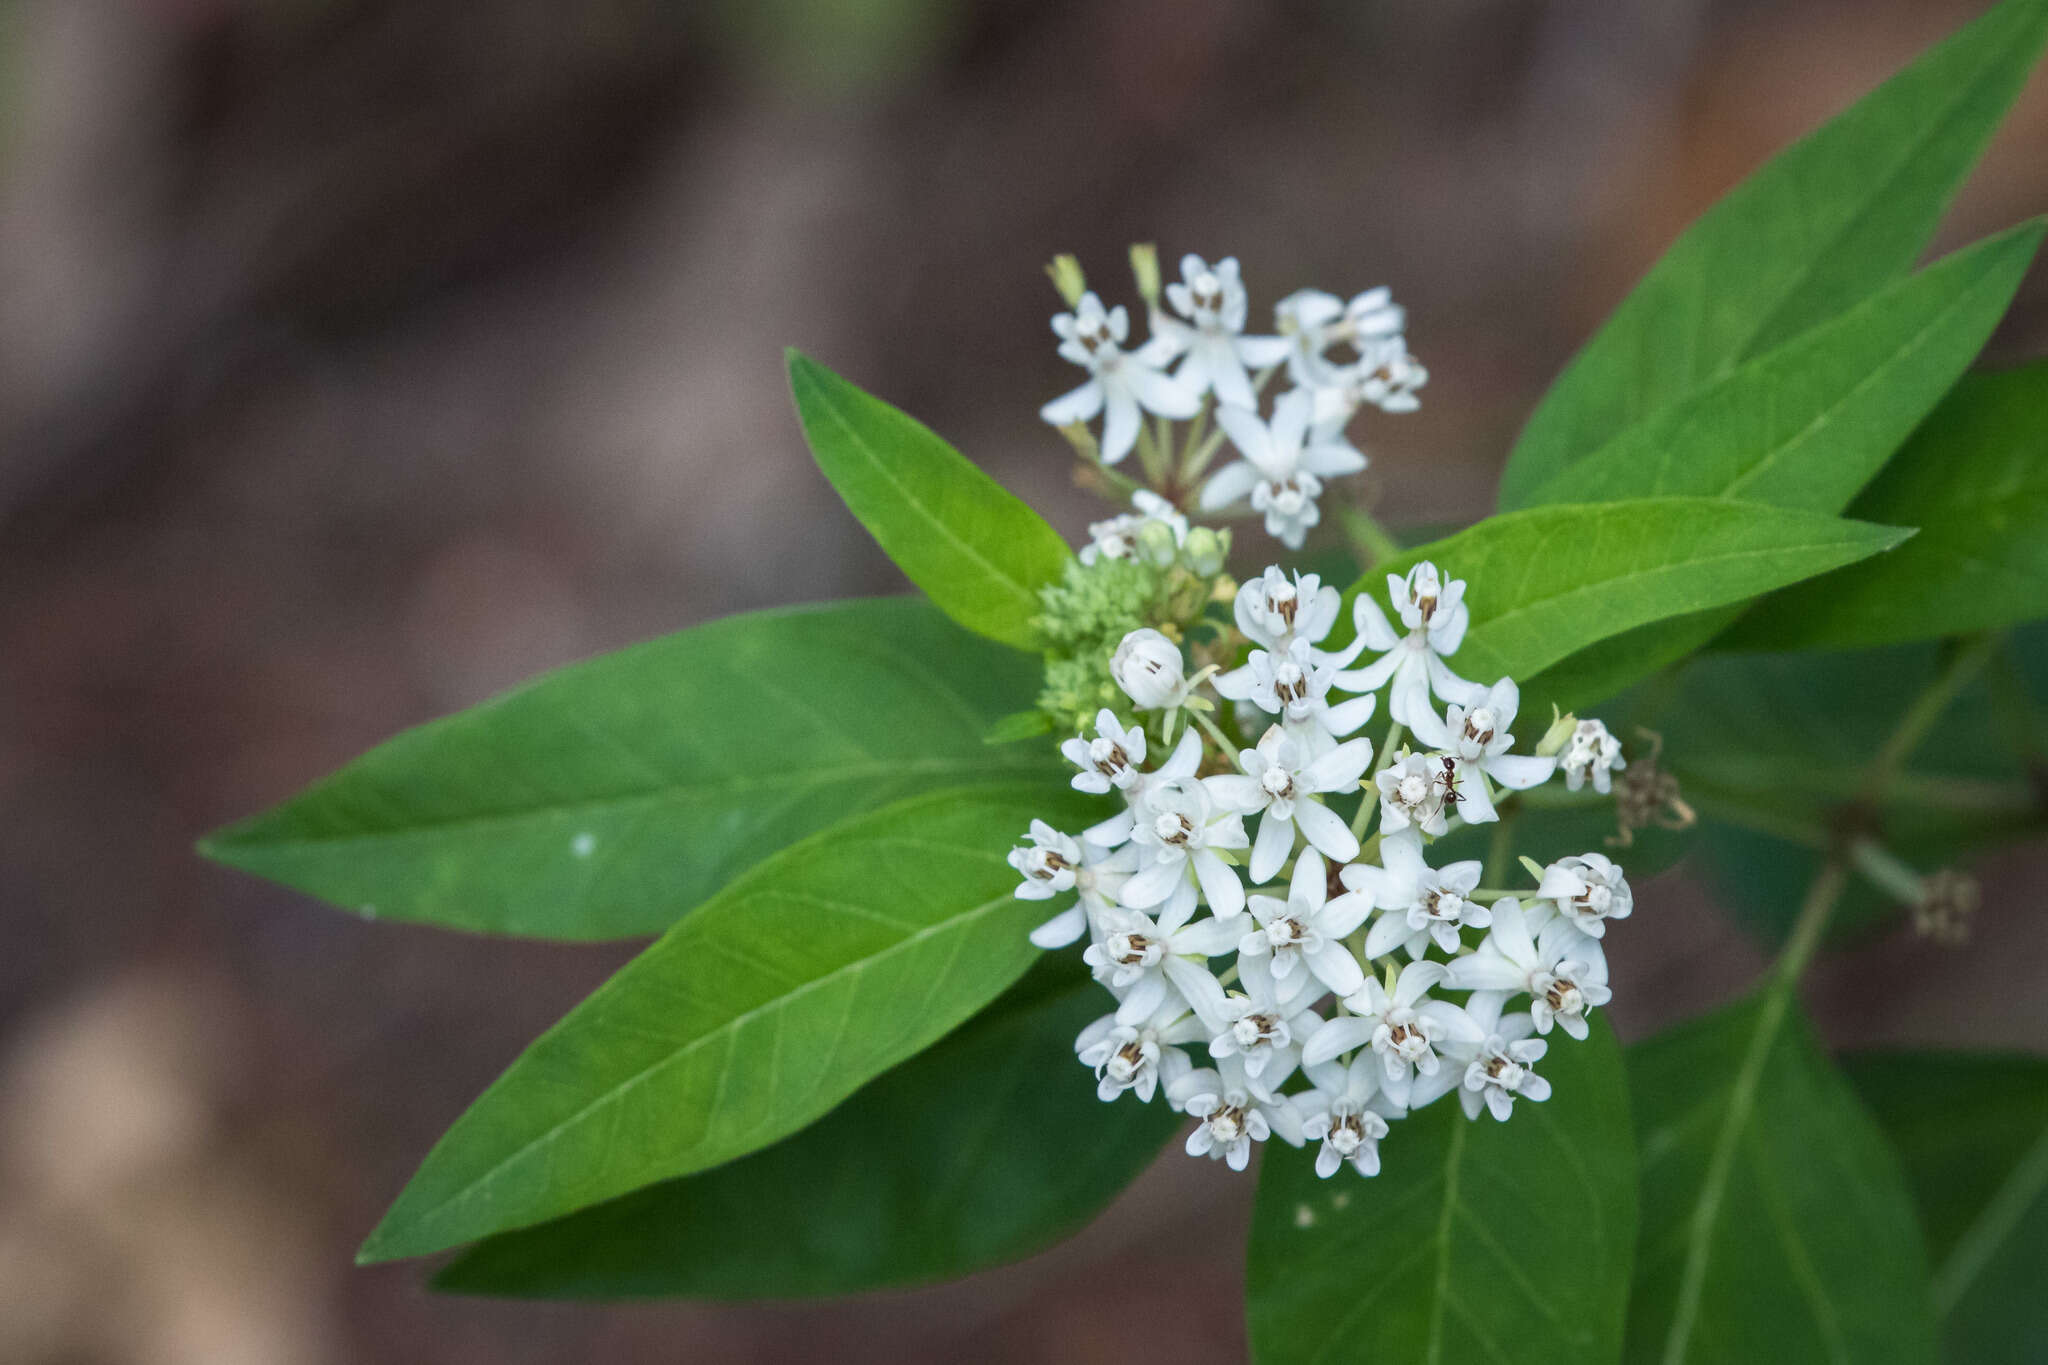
[
  {"left": 1191, "top": 707, "right": 1237, "bottom": 760},
  {"left": 1773, "top": 856, "right": 1852, "bottom": 986},
  {"left": 1482, "top": 807, "right": 1520, "bottom": 887},
  {"left": 1338, "top": 504, "right": 1402, "bottom": 570},
  {"left": 1352, "top": 721, "right": 1405, "bottom": 838},
  {"left": 1857, "top": 633, "right": 1999, "bottom": 803}
]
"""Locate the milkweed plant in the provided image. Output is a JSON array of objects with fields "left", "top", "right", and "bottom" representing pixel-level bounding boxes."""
[{"left": 204, "top": 4, "right": 2048, "bottom": 1362}]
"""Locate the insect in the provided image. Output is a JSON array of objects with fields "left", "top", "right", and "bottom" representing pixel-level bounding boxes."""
[{"left": 1435, "top": 755, "right": 1463, "bottom": 809}]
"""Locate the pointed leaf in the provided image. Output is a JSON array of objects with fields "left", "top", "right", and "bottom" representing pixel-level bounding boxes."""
[
  {"left": 1846, "top": 1051, "right": 2048, "bottom": 1365},
  {"left": 1500, "top": 0, "right": 2048, "bottom": 507},
  {"left": 357, "top": 783, "right": 1099, "bottom": 1263},
  {"left": 200, "top": 599, "right": 1054, "bottom": 940},
  {"left": 1627, "top": 990, "right": 1937, "bottom": 1365},
  {"left": 433, "top": 963, "right": 1178, "bottom": 1299},
  {"left": 789, "top": 350, "right": 1072, "bottom": 650},
  {"left": 1247, "top": 1016, "right": 1635, "bottom": 1364},
  {"left": 1726, "top": 362, "right": 2048, "bottom": 650}
]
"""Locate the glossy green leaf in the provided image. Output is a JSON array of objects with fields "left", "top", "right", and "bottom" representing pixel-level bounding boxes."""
[
  {"left": 200, "top": 599, "right": 1055, "bottom": 940},
  {"left": 789, "top": 350, "right": 1072, "bottom": 651},
  {"left": 1247, "top": 1016, "right": 1636, "bottom": 1365},
  {"left": 1523, "top": 226, "right": 2041, "bottom": 512},
  {"left": 1846, "top": 1051, "right": 2048, "bottom": 1365},
  {"left": 1351, "top": 499, "right": 1913, "bottom": 690},
  {"left": 1726, "top": 362, "right": 2048, "bottom": 651},
  {"left": 433, "top": 962, "right": 1178, "bottom": 1299},
  {"left": 357, "top": 783, "right": 1098, "bottom": 1263},
  {"left": 1628, "top": 991, "right": 1938, "bottom": 1365},
  {"left": 1499, "top": 0, "right": 2048, "bottom": 508}
]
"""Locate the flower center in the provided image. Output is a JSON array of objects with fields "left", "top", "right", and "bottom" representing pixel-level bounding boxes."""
[
  {"left": 1545, "top": 977, "right": 1584, "bottom": 1016},
  {"left": 1088, "top": 737, "right": 1131, "bottom": 777},
  {"left": 1261, "top": 767, "right": 1295, "bottom": 800},
  {"left": 1108, "top": 932, "right": 1161, "bottom": 967},
  {"left": 1328, "top": 1107, "right": 1366, "bottom": 1155},
  {"left": 1483, "top": 1053, "right": 1525, "bottom": 1089},
  {"left": 1154, "top": 811, "right": 1195, "bottom": 847},
  {"left": 1465, "top": 707, "right": 1497, "bottom": 745},
  {"left": 1398, "top": 773, "right": 1430, "bottom": 805},
  {"left": 1232, "top": 1012, "right": 1284, "bottom": 1049},
  {"left": 1267, "top": 915, "right": 1308, "bottom": 948},
  {"left": 1108, "top": 1039, "right": 1149, "bottom": 1082},
  {"left": 1207, "top": 1099, "right": 1249, "bottom": 1143},
  {"left": 1423, "top": 889, "right": 1465, "bottom": 922}
]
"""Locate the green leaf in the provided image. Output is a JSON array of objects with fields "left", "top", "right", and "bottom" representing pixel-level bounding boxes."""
[
  {"left": 1725, "top": 362, "right": 2048, "bottom": 651},
  {"left": 789, "top": 350, "right": 1072, "bottom": 651},
  {"left": 432, "top": 961, "right": 1178, "bottom": 1299},
  {"left": 1627, "top": 991, "right": 1938, "bottom": 1365},
  {"left": 1247, "top": 1016, "right": 1636, "bottom": 1365},
  {"left": 1845, "top": 1051, "right": 2048, "bottom": 1365},
  {"left": 199, "top": 599, "right": 1054, "bottom": 940},
  {"left": 1522, "top": 225, "right": 2042, "bottom": 512},
  {"left": 356, "top": 783, "right": 1099, "bottom": 1263},
  {"left": 1499, "top": 0, "right": 2048, "bottom": 508},
  {"left": 1351, "top": 499, "right": 1913, "bottom": 690}
]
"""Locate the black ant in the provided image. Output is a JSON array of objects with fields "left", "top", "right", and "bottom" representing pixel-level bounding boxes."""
[{"left": 1435, "top": 755, "right": 1463, "bottom": 809}]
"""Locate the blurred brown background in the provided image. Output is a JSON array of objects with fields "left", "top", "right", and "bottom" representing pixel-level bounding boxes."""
[{"left": 3, "top": 1, "right": 2045, "bottom": 1361}]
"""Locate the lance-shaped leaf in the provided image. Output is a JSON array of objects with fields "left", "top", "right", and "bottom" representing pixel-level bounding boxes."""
[
  {"left": 433, "top": 962, "right": 1178, "bottom": 1299},
  {"left": 1725, "top": 362, "right": 2048, "bottom": 651},
  {"left": 356, "top": 783, "right": 1100, "bottom": 1263},
  {"left": 1247, "top": 1016, "right": 1636, "bottom": 1365},
  {"left": 1347, "top": 499, "right": 1912, "bottom": 690},
  {"left": 790, "top": 350, "right": 1072, "bottom": 651},
  {"left": 1627, "top": 990, "right": 1937, "bottom": 1365},
  {"left": 1846, "top": 1052, "right": 2048, "bottom": 1365},
  {"left": 200, "top": 599, "right": 1055, "bottom": 940},
  {"left": 1499, "top": 0, "right": 2048, "bottom": 508}
]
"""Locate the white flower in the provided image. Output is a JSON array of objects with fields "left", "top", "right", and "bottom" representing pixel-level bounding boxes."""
[
  {"left": 1299, "top": 1053, "right": 1402, "bottom": 1178},
  {"left": 1120, "top": 776, "right": 1251, "bottom": 917},
  {"left": 1207, "top": 728, "right": 1371, "bottom": 880},
  {"left": 1373, "top": 751, "right": 1456, "bottom": 838},
  {"left": 1025, "top": 838, "right": 1138, "bottom": 949},
  {"left": 1208, "top": 987, "right": 1319, "bottom": 1085},
  {"left": 1232, "top": 565, "right": 1350, "bottom": 657},
  {"left": 1275, "top": 286, "right": 1407, "bottom": 391},
  {"left": 1111, "top": 628, "right": 1191, "bottom": 711},
  {"left": 1042, "top": 292, "right": 1201, "bottom": 464},
  {"left": 1150, "top": 255, "right": 1291, "bottom": 408},
  {"left": 1214, "top": 638, "right": 1379, "bottom": 750},
  {"left": 1234, "top": 852, "right": 1372, "bottom": 998},
  {"left": 1348, "top": 830, "right": 1491, "bottom": 958},
  {"left": 1198, "top": 390, "right": 1367, "bottom": 550},
  {"left": 1301, "top": 960, "right": 1483, "bottom": 1109},
  {"left": 1409, "top": 677, "right": 1557, "bottom": 821},
  {"left": 1449, "top": 897, "right": 1612, "bottom": 1039},
  {"left": 1341, "top": 562, "right": 1485, "bottom": 729},
  {"left": 1080, "top": 726, "right": 1203, "bottom": 852},
  {"left": 1084, "top": 903, "right": 1241, "bottom": 1026},
  {"left": 1561, "top": 718, "right": 1627, "bottom": 794},
  {"left": 1536, "top": 852, "right": 1634, "bottom": 938},
  {"left": 1167, "top": 1057, "right": 1306, "bottom": 1171},
  {"left": 1081, "top": 489, "right": 1189, "bottom": 566},
  {"left": 1008, "top": 821, "right": 1080, "bottom": 900},
  {"left": 1061, "top": 708, "right": 1148, "bottom": 795},
  {"left": 1458, "top": 992, "right": 1550, "bottom": 1122},
  {"left": 1076, "top": 1004, "right": 1207, "bottom": 1103}
]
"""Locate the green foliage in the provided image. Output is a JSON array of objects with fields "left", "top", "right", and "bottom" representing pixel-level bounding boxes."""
[
  {"left": 789, "top": 351, "right": 1072, "bottom": 651},
  {"left": 432, "top": 961, "right": 1178, "bottom": 1299},
  {"left": 1247, "top": 1018, "right": 1636, "bottom": 1365},
  {"left": 1626, "top": 991, "right": 1938, "bottom": 1365},
  {"left": 200, "top": 600, "right": 1053, "bottom": 940},
  {"left": 1727, "top": 362, "right": 2048, "bottom": 651},
  {"left": 1846, "top": 1052, "right": 2048, "bottom": 1365},
  {"left": 1498, "top": 0, "right": 2048, "bottom": 508},
  {"left": 356, "top": 784, "right": 1097, "bottom": 1263},
  {"left": 1352, "top": 498, "right": 1912, "bottom": 693}
]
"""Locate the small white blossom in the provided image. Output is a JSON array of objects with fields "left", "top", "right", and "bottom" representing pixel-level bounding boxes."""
[
  {"left": 1042, "top": 292, "right": 1200, "bottom": 464},
  {"left": 1081, "top": 489, "right": 1190, "bottom": 566},
  {"left": 1232, "top": 565, "right": 1352, "bottom": 658},
  {"left": 1234, "top": 852, "right": 1372, "bottom": 998},
  {"left": 1061, "top": 708, "right": 1148, "bottom": 795},
  {"left": 1208, "top": 986, "right": 1319, "bottom": 1085},
  {"left": 1120, "top": 776, "right": 1252, "bottom": 917},
  {"left": 1081, "top": 726, "right": 1204, "bottom": 851},
  {"left": 1301, "top": 960, "right": 1483, "bottom": 1109},
  {"left": 1561, "top": 718, "right": 1627, "bottom": 794},
  {"left": 1111, "top": 628, "right": 1192, "bottom": 712},
  {"left": 1298, "top": 1053, "right": 1402, "bottom": 1179},
  {"left": 1208, "top": 728, "right": 1373, "bottom": 879},
  {"left": 1150, "top": 255, "right": 1291, "bottom": 408},
  {"left": 1199, "top": 390, "right": 1368, "bottom": 549},
  {"left": 1008, "top": 821, "right": 1080, "bottom": 900},
  {"left": 1310, "top": 334, "right": 1428, "bottom": 424},
  {"left": 1076, "top": 1004, "right": 1207, "bottom": 1103},
  {"left": 1084, "top": 902, "right": 1240, "bottom": 1026},
  {"left": 1346, "top": 829, "right": 1490, "bottom": 958},
  {"left": 1409, "top": 677, "right": 1556, "bottom": 821},
  {"left": 1167, "top": 1057, "right": 1306, "bottom": 1171},
  {"left": 1449, "top": 897, "right": 1612, "bottom": 1039},
  {"left": 1215, "top": 638, "right": 1379, "bottom": 753},
  {"left": 1458, "top": 992, "right": 1550, "bottom": 1122},
  {"left": 1536, "top": 852, "right": 1634, "bottom": 939},
  {"left": 1342, "top": 562, "right": 1485, "bottom": 729},
  {"left": 1275, "top": 286, "right": 1407, "bottom": 390},
  {"left": 1025, "top": 838, "right": 1138, "bottom": 950},
  {"left": 1373, "top": 752, "right": 1455, "bottom": 838}
]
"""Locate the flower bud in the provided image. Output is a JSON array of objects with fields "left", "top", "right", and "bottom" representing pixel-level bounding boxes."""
[
  {"left": 1129, "top": 242, "right": 1162, "bottom": 310},
  {"left": 1534, "top": 707, "right": 1578, "bottom": 758},
  {"left": 1111, "top": 628, "right": 1187, "bottom": 710},
  {"left": 1183, "top": 525, "right": 1229, "bottom": 577},
  {"left": 1136, "top": 518, "right": 1180, "bottom": 567},
  {"left": 1045, "top": 253, "right": 1087, "bottom": 308}
]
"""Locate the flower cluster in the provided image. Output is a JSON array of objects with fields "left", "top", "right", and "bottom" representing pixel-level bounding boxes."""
[
  {"left": 1016, "top": 250, "right": 1636, "bottom": 1179},
  {"left": 1042, "top": 250, "right": 1427, "bottom": 550}
]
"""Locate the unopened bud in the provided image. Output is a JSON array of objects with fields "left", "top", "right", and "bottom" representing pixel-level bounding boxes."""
[
  {"left": 1046, "top": 253, "right": 1087, "bottom": 308},
  {"left": 1534, "top": 707, "right": 1578, "bottom": 758},
  {"left": 1129, "top": 243, "right": 1162, "bottom": 310},
  {"left": 1136, "top": 518, "right": 1180, "bottom": 567},
  {"left": 1184, "top": 525, "right": 1229, "bottom": 577}
]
